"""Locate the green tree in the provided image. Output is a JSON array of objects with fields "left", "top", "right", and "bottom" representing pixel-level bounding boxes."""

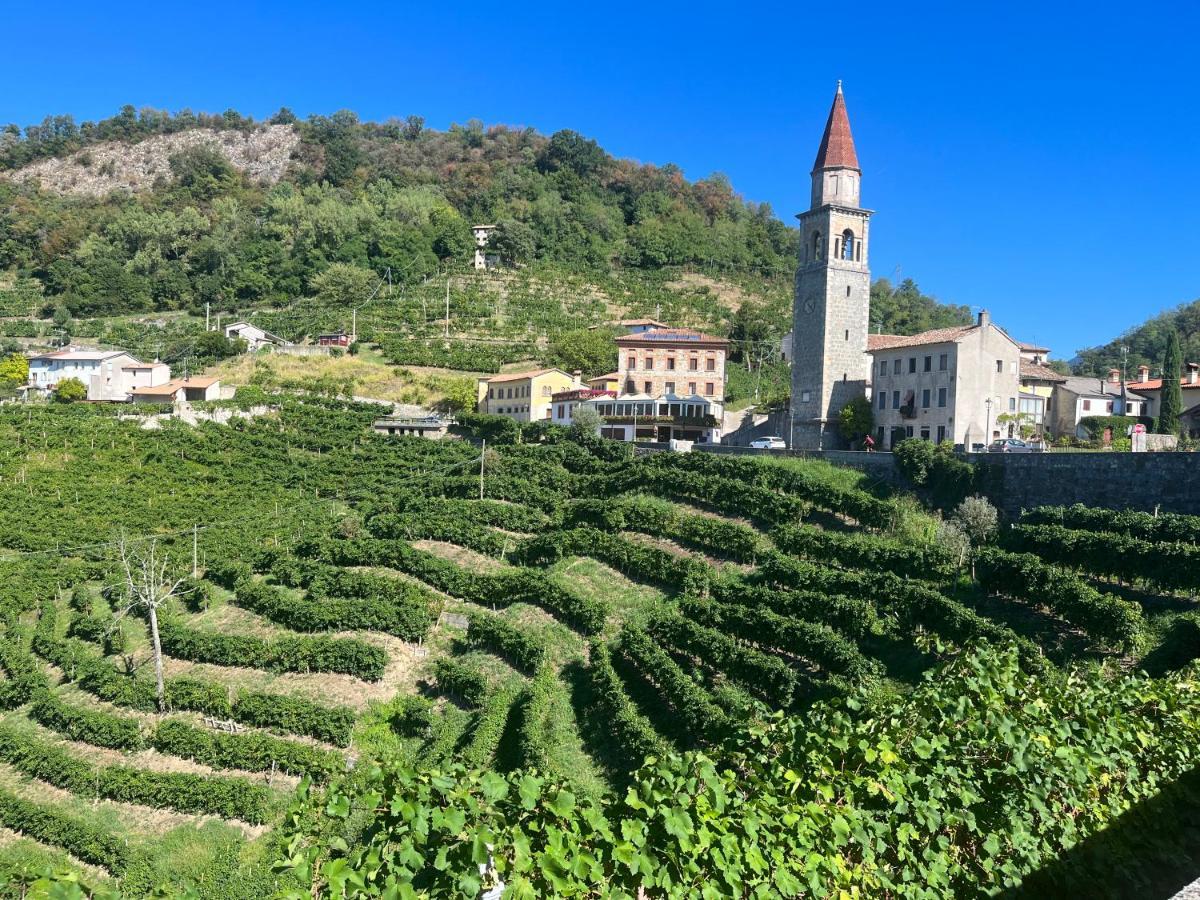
[
  {"left": 837, "top": 396, "right": 873, "bottom": 445},
  {"left": 436, "top": 376, "right": 479, "bottom": 413},
  {"left": 547, "top": 327, "right": 618, "bottom": 379},
  {"left": 0, "top": 353, "right": 28, "bottom": 385},
  {"left": 489, "top": 219, "right": 536, "bottom": 265},
  {"left": 168, "top": 144, "right": 237, "bottom": 200},
  {"left": 1159, "top": 328, "right": 1184, "bottom": 435},
  {"left": 54, "top": 377, "right": 86, "bottom": 402},
  {"left": 312, "top": 263, "right": 377, "bottom": 307}
]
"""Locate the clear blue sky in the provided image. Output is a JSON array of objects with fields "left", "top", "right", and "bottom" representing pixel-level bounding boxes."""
[{"left": 3, "top": 0, "right": 1198, "bottom": 358}]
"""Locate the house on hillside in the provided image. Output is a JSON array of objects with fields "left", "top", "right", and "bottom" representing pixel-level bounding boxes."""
[
  {"left": 1127, "top": 363, "right": 1200, "bottom": 436},
  {"left": 224, "top": 321, "right": 291, "bottom": 351},
  {"left": 586, "top": 372, "right": 620, "bottom": 393},
  {"left": 317, "top": 332, "right": 350, "bottom": 348},
  {"left": 130, "top": 377, "right": 221, "bottom": 404},
  {"left": 27, "top": 348, "right": 171, "bottom": 402},
  {"left": 477, "top": 368, "right": 582, "bottom": 423},
  {"left": 868, "top": 311, "right": 1020, "bottom": 451},
  {"left": 550, "top": 387, "right": 616, "bottom": 425},
  {"left": 472, "top": 225, "right": 500, "bottom": 270},
  {"left": 1051, "top": 370, "right": 1152, "bottom": 439}
]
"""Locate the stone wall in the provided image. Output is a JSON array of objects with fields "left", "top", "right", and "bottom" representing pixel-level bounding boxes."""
[{"left": 970, "top": 452, "right": 1200, "bottom": 517}]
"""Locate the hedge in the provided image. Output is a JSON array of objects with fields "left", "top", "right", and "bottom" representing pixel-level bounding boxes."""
[
  {"left": 29, "top": 692, "right": 146, "bottom": 751},
  {"left": 368, "top": 513, "right": 513, "bottom": 558},
  {"left": 562, "top": 497, "right": 763, "bottom": 563},
  {"left": 231, "top": 576, "right": 434, "bottom": 641},
  {"left": 975, "top": 547, "right": 1144, "bottom": 651},
  {"left": 231, "top": 690, "right": 355, "bottom": 747},
  {"left": 1023, "top": 503, "right": 1200, "bottom": 547},
  {"left": 157, "top": 616, "right": 388, "bottom": 680},
  {"left": 319, "top": 538, "right": 607, "bottom": 634},
  {"left": 0, "top": 725, "right": 273, "bottom": 824},
  {"left": 0, "top": 787, "right": 131, "bottom": 873},
  {"left": 433, "top": 658, "right": 489, "bottom": 708},
  {"left": 617, "top": 627, "right": 728, "bottom": 741},
  {"left": 710, "top": 580, "right": 882, "bottom": 641},
  {"left": 150, "top": 719, "right": 342, "bottom": 781},
  {"left": 646, "top": 613, "right": 799, "bottom": 705},
  {"left": 772, "top": 523, "right": 955, "bottom": 581},
  {"left": 1004, "top": 523, "right": 1200, "bottom": 594},
  {"left": 585, "top": 642, "right": 666, "bottom": 769},
  {"left": 465, "top": 611, "right": 548, "bottom": 675},
  {"left": 459, "top": 686, "right": 519, "bottom": 769}
]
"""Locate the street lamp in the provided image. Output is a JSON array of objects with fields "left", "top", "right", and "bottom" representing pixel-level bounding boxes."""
[{"left": 984, "top": 397, "right": 993, "bottom": 446}]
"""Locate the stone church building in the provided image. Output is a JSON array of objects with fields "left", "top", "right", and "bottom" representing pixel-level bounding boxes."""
[{"left": 789, "top": 83, "right": 873, "bottom": 450}]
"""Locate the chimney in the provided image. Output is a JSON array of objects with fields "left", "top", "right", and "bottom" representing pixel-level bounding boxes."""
[
  {"left": 572, "top": 369, "right": 582, "bottom": 386},
  {"left": 1138, "top": 364, "right": 1150, "bottom": 383},
  {"left": 977, "top": 310, "right": 990, "bottom": 328},
  {"left": 1108, "top": 368, "right": 1121, "bottom": 385},
  {"left": 1188, "top": 363, "right": 1199, "bottom": 386}
]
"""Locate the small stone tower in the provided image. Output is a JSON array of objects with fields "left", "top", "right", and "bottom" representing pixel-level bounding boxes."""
[{"left": 789, "top": 83, "right": 873, "bottom": 450}]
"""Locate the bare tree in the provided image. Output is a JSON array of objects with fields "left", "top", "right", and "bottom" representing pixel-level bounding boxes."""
[{"left": 115, "top": 536, "right": 189, "bottom": 712}]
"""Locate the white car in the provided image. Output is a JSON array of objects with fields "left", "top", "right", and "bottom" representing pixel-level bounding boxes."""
[{"left": 750, "top": 436, "right": 787, "bottom": 450}]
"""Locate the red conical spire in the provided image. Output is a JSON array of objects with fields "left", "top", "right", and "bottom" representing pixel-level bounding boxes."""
[{"left": 812, "top": 81, "right": 859, "bottom": 171}]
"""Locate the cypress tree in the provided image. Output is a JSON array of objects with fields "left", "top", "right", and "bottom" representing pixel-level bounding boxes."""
[{"left": 1158, "top": 329, "right": 1184, "bottom": 435}]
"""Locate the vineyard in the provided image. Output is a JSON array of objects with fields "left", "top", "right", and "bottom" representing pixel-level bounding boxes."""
[{"left": 0, "top": 400, "right": 1198, "bottom": 897}]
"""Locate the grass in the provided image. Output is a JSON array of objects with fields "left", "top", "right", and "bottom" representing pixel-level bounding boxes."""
[
  {"left": 544, "top": 556, "right": 667, "bottom": 635},
  {"left": 204, "top": 345, "right": 477, "bottom": 406}
]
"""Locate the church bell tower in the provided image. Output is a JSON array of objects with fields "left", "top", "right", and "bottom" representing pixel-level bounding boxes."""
[{"left": 789, "top": 82, "right": 873, "bottom": 450}]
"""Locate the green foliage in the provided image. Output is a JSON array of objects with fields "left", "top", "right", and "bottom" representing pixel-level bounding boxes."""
[
  {"left": 1075, "top": 299, "right": 1200, "bottom": 379},
  {"left": 150, "top": 719, "right": 342, "bottom": 781},
  {"left": 772, "top": 523, "right": 954, "bottom": 581},
  {"left": 952, "top": 495, "right": 999, "bottom": 547},
  {"left": 53, "top": 377, "right": 86, "bottom": 402},
  {"left": 975, "top": 548, "right": 1144, "bottom": 650},
  {"left": 870, "top": 277, "right": 973, "bottom": 334},
  {"left": 1023, "top": 503, "right": 1200, "bottom": 546},
  {"left": 0, "top": 352, "right": 28, "bottom": 386},
  {"left": 893, "top": 438, "right": 977, "bottom": 509},
  {"left": 1077, "top": 414, "right": 1152, "bottom": 442},
  {"left": 0, "top": 788, "right": 132, "bottom": 875},
  {"left": 464, "top": 610, "right": 548, "bottom": 675},
  {"left": 546, "top": 327, "right": 618, "bottom": 379},
  {"left": 281, "top": 643, "right": 1200, "bottom": 898},
  {"left": 1160, "top": 328, "right": 1185, "bottom": 434},
  {"left": 617, "top": 625, "right": 728, "bottom": 741},
  {"left": 837, "top": 394, "right": 874, "bottom": 444},
  {"left": 432, "top": 658, "right": 490, "bottom": 708}
]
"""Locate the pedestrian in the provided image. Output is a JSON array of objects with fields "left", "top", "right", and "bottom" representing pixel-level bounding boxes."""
[{"left": 864, "top": 434, "right": 875, "bottom": 453}]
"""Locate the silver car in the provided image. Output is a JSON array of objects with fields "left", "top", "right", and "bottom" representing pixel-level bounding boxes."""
[{"left": 987, "top": 438, "right": 1036, "bottom": 453}]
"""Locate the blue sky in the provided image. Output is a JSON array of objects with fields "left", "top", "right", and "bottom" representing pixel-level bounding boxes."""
[{"left": 3, "top": 0, "right": 1198, "bottom": 358}]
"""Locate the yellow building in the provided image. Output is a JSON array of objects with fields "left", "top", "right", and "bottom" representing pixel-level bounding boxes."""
[
  {"left": 477, "top": 368, "right": 581, "bottom": 423},
  {"left": 587, "top": 372, "right": 620, "bottom": 393}
]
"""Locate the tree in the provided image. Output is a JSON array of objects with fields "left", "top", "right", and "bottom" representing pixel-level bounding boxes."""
[
  {"left": 0, "top": 353, "right": 28, "bottom": 385},
  {"left": 114, "top": 537, "right": 190, "bottom": 711},
  {"left": 436, "top": 376, "right": 478, "bottom": 413},
  {"left": 953, "top": 496, "right": 998, "bottom": 547},
  {"left": 53, "top": 377, "right": 86, "bottom": 402},
  {"left": 548, "top": 328, "right": 618, "bottom": 379},
  {"left": 1159, "top": 328, "right": 1184, "bottom": 435},
  {"left": 489, "top": 219, "right": 536, "bottom": 265},
  {"left": 571, "top": 405, "right": 603, "bottom": 435},
  {"left": 837, "top": 396, "right": 873, "bottom": 445},
  {"left": 168, "top": 144, "right": 237, "bottom": 200},
  {"left": 312, "top": 263, "right": 377, "bottom": 307},
  {"left": 536, "top": 130, "right": 607, "bottom": 177}
]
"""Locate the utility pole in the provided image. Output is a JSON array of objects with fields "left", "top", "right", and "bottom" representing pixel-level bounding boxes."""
[
  {"left": 445, "top": 279, "right": 450, "bottom": 338},
  {"left": 192, "top": 524, "right": 199, "bottom": 578},
  {"left": 205, "top": 302, "right": 210, "bottom": 331},
  {"left": 351, "top": 307, "right": 357, "bottom": 344},
  {"left": 479, "top": 439, "right": 486, "bottom": 500}
]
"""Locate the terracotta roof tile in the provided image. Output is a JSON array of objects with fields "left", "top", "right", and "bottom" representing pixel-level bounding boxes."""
[
  {"left": 813, "top": 83, "right": 859, "bottom": 171},
  {"left": 1020, "top": 362, "right": 1067, "bottom": 383},
  {"left": 484, "top": 368, "right": 560, "bottom": 384},
  {"left": 866, "top": 326, "right": 975, "bottom": 352}
]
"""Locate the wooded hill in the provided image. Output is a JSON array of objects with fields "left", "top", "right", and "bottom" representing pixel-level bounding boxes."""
[{"left": 1073, "top": 298, "right": 1200, "bottom": 378}]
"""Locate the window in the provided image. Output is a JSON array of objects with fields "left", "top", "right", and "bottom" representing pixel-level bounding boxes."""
[
  {"left": 996, "top": 360, "right": 1003, "bottom": 373},
  {"left": 706, "top": 358, "right": 716, "bottom": 372},
  {"left": 705, "top": 383, "right": 714, "bottom": 396},
  {"left": 688, "top": 381, "right": 696, "bottom": 394},
  {"left": 667, "top": 357, "right": 675, "bottom": 371},
  {"left": 879, "top": 360, "right": 887, "bottom": 376},
  {"left": 908, "top": 357, "right": 917, "bottom": 374},
  {"left": 920, "top": 426, "right": 930, "bottom": 440},
  {"left": 939, "top": 353, "right": 948, "bottom": 371},
  {"left": 627, "top": 355, "right": 635, "bottom": 370},
  {"left": 688, "top": 358, "right": 698, "bottom": 371},
  {"left": 846, "top": 285, "right": 852, "bottom": 297},
  {"left": 542, "top": 385, "right": 552, "bottom": 397},
  {"left": 488, "top": 389, "right": 494, "bottom": 399},
  {"left": 841, "top": 229, "right": 854, "bottom": 261},
  {"left": 1009, "top": 397, "right": 1016, "bottom": 411},
  {"left": 801, "top": 390, "right": 812, "bottom": 402},
  {"left": 938, "top": 387, "right": 947, "bottom": 407},
  {"left": 665, "top": 382, "right": 675, "bottom": 394},
  {"left": 892, "top": 359, "right": 901, "bottom": 375},
  {"left": 645, "top": 355, "right": 654, "bottom": 370},
  {"left": 937, "top": 425, "right": 946, "bottom": 443},
  {"left": 1083, "top": 399, "right": 1092, "bottom": 411},
  {"left": 922, "top": 389, "right": 931, "bottom": 408},
  {"left": 878, "top": 390, "right": 886, "bottom": 410},
  {"left": 812, "top": 231, "right": 822, "bottom": 260},
  {"left": 892, "top": 390, "right": 901, "bottom": 409},
  {"left": 643, "top": 381, "right": 651, "bottom": 393},
  {"left": 923, "top": 356, "right": 932, "bottom": 372},
  {"left": 1105, "top": 400, "right": 1113, "bottom": 413},
  {"left": 844, "top": 329, "right": 849, "bottom": 341},
  {"left": 1010, "top": 361, "right": 1018, "bottom": 375}
]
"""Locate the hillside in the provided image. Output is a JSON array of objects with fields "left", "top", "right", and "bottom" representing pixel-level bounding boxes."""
[
  {"left": 1074, "top": 297, "right": 1200, "bottom": 377},
  {"left": 0, "top": 401, "right": 1199, "bottom": 896}
]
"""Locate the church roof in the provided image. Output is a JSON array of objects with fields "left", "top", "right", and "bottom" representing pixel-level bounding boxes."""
[{"left": 813, "top": 82, "right": 859, "bottom": 171}]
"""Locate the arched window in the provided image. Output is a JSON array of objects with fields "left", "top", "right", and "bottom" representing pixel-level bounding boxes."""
[
  {"left": 842, "top": 229, "right": 855, "bottom": 261},
  {"left": 812, "top": 231, "right": 822, "bottom": 260}
]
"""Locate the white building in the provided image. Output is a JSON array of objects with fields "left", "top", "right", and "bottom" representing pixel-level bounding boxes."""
[
  {"left": 583, "top": 392, "right": 724, "bottom": 444},
  {"left": 27, "top": 349, "right": 170, "bottom": 402},
  {"left": 472, "top": 225, "right": 500, "bottom": 270},
  {"left": 868, "top": 311, "right": 1021, "bottom": 451},
  {"left": 224, "top": 322, "right": 290, "bottom": 351},
  {"left": 130, "top": 377, "right": 222, "bottom": 404},
  {"left": 550, "top": 388, "right": 616, "bottom": 425}
]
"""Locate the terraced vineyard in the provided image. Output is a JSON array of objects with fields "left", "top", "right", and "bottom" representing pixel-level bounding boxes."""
[{"left": 0, "top": 400, "right": 1199, "bottom": 896}]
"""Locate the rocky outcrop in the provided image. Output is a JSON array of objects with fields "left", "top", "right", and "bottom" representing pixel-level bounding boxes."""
[{"left": 4, "top": 125, "right": 300, "bottom": 197}]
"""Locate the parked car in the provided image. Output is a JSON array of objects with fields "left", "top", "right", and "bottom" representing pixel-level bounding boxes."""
[
  {"left": 750, "top": 436, "right": 787, "bottom": 450},
  {"left": 987, "top": 438, "right": 1039, "bottom": 453}
]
